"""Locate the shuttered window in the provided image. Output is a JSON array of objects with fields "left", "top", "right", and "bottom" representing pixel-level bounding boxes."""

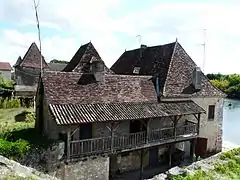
[{"left": 208, "top": 105, "right": 215, "bottom": 120}]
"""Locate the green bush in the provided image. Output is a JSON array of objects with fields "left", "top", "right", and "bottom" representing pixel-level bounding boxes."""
[
  {"left": 0, "top": 98, "right": 21, "bottom": 109},
  {"left": 0, "top": 139, "right": 30, "bottom": 159}
]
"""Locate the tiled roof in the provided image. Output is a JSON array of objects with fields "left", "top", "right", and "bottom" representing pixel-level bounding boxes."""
[
  {"left": 20, "top": 42, "right": 49, "bottom": 69},
  {"left": 0, "top": 62, "right": 11, "bottom": 71},
  {"left": 49, "top": 100, "right": 205, "bottom": 125},
  {"left": 13, "top": 56, "right": 22, "bottom": 67},
  {"left": 42, "top": 71, "right": 156, "bottom": 105},
  {"left": 63, "top": 42, "right": 114, "bottom": 74},
  {"left": 48, "top": 62, "right": 67, "bottom": 71},
  {"left": 110, "top": 41, "right": 224, "bottom": 97}
]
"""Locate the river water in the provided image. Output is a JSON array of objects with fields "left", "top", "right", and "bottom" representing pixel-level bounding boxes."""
[{"left": 223, "top": 98, "right": 240, "bottom": 148}]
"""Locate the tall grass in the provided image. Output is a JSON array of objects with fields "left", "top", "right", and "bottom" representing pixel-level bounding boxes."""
[{"left": 0, "top": 98, "right": 21, "bottom": 109}]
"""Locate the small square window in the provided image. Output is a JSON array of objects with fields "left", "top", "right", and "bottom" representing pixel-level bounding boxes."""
[{"left": 208, "top": 105, "right": 215, "bottom": 120}]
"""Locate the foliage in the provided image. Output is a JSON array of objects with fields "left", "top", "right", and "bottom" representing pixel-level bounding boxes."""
[
  {"left": 0, "top": 98, "right": 21, "bottom": 109},
  {"left": 207, "top": 73, "right": 240, "bottom": 98},
  {"left": 50, "top": 59, "right": 68, "bottom": 64},
  {"left": 0, "top": 139, "right": 30, "bottom": 159},
  {"left": 170, "top": 147, "right": 240, "bottom": 180},
  {"left": 0, "top": 74, "right": 14, "bottom": 90}
]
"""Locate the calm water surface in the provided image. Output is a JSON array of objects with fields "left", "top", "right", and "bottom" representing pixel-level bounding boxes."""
[{"left": 223, "top": 98, "right": 240, "bottom": 146}]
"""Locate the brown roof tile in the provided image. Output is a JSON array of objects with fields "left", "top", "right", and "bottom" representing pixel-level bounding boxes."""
[
  {"left": 49, "top": 100, "right": 205, "bottom": 125},
  {"left": 20, "top": 42, "right": 49, "bottom": 69},
  {"left": 0, "top": 62, "right": 11, "bottom": 71},
  {"left": 63, "top": 42, "right": 114, "bottom": 74},
  {"left": 42, "top": 71, "right": 156, "bottom": 105},
  {"left": 110, "top": 41, "right": 224, "bottom": 98}
]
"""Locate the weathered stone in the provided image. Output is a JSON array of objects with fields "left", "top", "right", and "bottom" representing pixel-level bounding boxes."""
[
  {"left": 167, "top": 166, "right": 187, "bottom": 176},
  {"left": 0, "top": 155, "right": 59, "bottom": 180}
]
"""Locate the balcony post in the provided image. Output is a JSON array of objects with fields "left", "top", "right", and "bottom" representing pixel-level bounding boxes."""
[
  {"left": 67, "top": 129, "right": 71, "bottom": 161},
  {"left": 197, "top": 113, "right": 201, "bottom": 135},
  {"left": 173, "top": 116, "right": 178, "bottom": 139},
  {"left": 140, "top": 149, "right": 144, "bottom": 180}
]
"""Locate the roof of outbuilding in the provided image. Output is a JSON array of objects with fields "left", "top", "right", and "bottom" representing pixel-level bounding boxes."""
[
  {"left": 63, "top": 42, "right": 114, "bottom": 74},
  {"left": 48, "top": 62, "right": 67, "bottom": 71},
  {"left": 42, "top": 71, "right": 156, "bottom": 105},
  {"left": 18, "top": 42, "right": 49, "bottom": 69},
  {"left": 0, "top": 62, "right": 11, "bottom": 71},
  {"left": 49, "top": 100, "right": 205, "bottom": 125},
  {"left": 110, "top": 41, "right": 225, "bottom": 98}
]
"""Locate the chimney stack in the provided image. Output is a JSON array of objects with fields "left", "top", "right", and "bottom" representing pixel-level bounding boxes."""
[
  {"left": 192, "top": 67, "right": 202, "bottom": 90},
  {"left": 90, "top": 56, "right": 105, "bottom": 82}
]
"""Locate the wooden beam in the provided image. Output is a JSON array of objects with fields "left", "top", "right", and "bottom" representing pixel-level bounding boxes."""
[
  {"left": 67, "top": 130, "right": 71, "bottom": 161},
  {"left": 169, "top": 144, "right": 173, "bottom": 167},
  {"left": 140, "top": 149, "right": 144, "bottom": 180},
  {"left": 190, "top": 139, "right": 196, "bottom": 161},
  {"left": 197, "top": 113, "right": 201, "bottom": 135}
]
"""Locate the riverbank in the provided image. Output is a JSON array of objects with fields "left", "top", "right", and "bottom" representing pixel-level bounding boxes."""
[{"left": 149, "top": 146, "right": 240, "bottom": 180}]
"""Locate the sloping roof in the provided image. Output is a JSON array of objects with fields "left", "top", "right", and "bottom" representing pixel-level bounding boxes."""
[
  {"left": 0, "top": 62, "right": 11, "bottom": 71},
  {"left": 13, "top": 56, "right": 22, "bottom": 67},
  {"left": 49, "top": 100, "right": 205, "bottom": 125},
  {"left": 63, "top": 42, "right": 114, "bottom": 74},
  {"left": 19, "top": 42, "right": 49, "bottom": 69},
  {"left": 48, "top": 62, "right": 67, "bottom": 71},
  {"left": 110, "top": 41, "right": 224, "bottom": 97},
  {"left": 42, "top": 71, "right": 156, "bottom": 105}
]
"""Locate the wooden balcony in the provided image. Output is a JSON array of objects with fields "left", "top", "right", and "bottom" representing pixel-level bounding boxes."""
[{"left": 69, "top": 123, "right": 198, "bottom": 159}]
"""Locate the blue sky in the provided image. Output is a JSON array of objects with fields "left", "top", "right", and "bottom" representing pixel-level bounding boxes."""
[{"left": 0, "top": 0, "right": 239, "bottom": 74}]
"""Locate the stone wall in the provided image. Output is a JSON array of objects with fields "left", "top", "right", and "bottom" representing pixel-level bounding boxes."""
[
  {"left": 0, "top": 70, "right": 11, "bottom": 81},
  {"left": 55, "top": 157, "right": 109, "bottom": 180},
  {"left": 191, "top": 97, "right": 223, "bottom": 153},
  {"left": 110, "top": 150, "right": 149, "bottom": 173}
]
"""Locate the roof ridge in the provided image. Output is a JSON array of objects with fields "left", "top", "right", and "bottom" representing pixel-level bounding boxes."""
[
  {"left": 162, "top": 40, "right": 178, "bottom": 95},
  {"left": 125, "top": 42, "right": 176, "bottom": 52}
]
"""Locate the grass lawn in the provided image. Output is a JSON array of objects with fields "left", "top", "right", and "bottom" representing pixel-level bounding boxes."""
[{"left": 0, "top": 107, "right": 53, "bottom": 159}]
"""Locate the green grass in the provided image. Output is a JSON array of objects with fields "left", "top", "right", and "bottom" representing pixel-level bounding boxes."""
[
  {"left": 0, "top": 108, "right": 54, "bottom": 159},
  {"left": 3, "top": 174, "right": 35, "bottom": 180},
  {"left": 170, "top": 147, "right": 240, "bottom": 180}
]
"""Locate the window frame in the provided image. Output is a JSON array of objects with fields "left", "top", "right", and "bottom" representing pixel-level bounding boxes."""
[{"left": 208, "top": 105, "right": 215, "bottom": 120}]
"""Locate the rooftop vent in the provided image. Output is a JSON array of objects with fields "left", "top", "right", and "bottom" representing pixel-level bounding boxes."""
[
  {"left": 141, "top": 44, "right": 147, "bottom": 49},
  {"left": 192, "top": 67, "right": 202, "bottom": 90}
]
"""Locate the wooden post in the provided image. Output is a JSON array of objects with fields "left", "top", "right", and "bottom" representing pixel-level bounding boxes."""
[
  {"left": 110, "top": 122, "right": 114, "bottom": 153},
  {"left": 197, "top": 113, "right": 201, "bottom": 135},
  {"left": 173, "top": 116, "right": 178, "bottom": 139},
  {"left": 139, "top": 149, "right": 144, "bottom": 180},
  {"left": 67, "top": 130, "right": 71, "bottom": 161},
  {"left": 190, "top": 139, "right": 196, "bottom": 161},
  {"left": 169, "top": 144, "right": 173, "bottom": 167}
]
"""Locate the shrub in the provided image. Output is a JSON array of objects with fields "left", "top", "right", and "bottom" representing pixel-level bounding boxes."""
[
  {"left": 0, "top": 98, "right": 21, "bottom": 109},
  {"left": 0, "top": 139, "right": 30, "bottom": 159}
]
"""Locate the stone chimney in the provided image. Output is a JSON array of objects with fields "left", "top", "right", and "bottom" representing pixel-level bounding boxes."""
[
  {"left": 90, "top": 56, "right": 105, "bottom": 82},
  {"left": 192, "top": 67, "right": 202, "bottom": 90}
]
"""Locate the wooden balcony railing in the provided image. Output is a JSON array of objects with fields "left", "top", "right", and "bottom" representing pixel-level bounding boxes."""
[{"left": 69, "top": 124, "right": 197, "bottom": 159}]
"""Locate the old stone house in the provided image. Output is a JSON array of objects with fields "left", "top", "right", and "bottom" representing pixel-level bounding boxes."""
[
  {"left": 13, "top": 42, "right": 50, "bottom": 97},
  {"left": 111, "top": 40, "right": 226, "bottom": 156},
  {"left": 36, "top": 55, "right": 207, "bottom": 179},
  {"left": 0, "top": 62, "right": 12, "bottom": 81}
]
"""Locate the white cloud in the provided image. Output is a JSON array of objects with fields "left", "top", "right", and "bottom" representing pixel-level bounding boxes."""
[{"left": 0, "top": 0, "right": 240, "bottom": 74}]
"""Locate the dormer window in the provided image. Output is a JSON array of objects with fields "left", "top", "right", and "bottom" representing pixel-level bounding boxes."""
[{"left": 133, "top": 67, "right": 140, "bottom": 74}]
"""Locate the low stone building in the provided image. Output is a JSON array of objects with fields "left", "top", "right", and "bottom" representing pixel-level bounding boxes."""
[
  {"left": 36, "top": 56, "right": 206, "bottom": 179},
  {"left": 111, "top": 39, "right": 226, "bottom": 155},
  {"left": 0, "top": 62, "right": 12, "bottom": 81}
]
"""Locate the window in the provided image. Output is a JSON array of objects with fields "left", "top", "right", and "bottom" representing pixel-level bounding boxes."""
[{"left": 208, "top": 105, "right": 215, "bottom": 120}]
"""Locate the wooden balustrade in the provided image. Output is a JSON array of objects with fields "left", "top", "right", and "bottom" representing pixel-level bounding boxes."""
[{"left": 69, "top": 124, "right": 197, "bottom": 159}]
